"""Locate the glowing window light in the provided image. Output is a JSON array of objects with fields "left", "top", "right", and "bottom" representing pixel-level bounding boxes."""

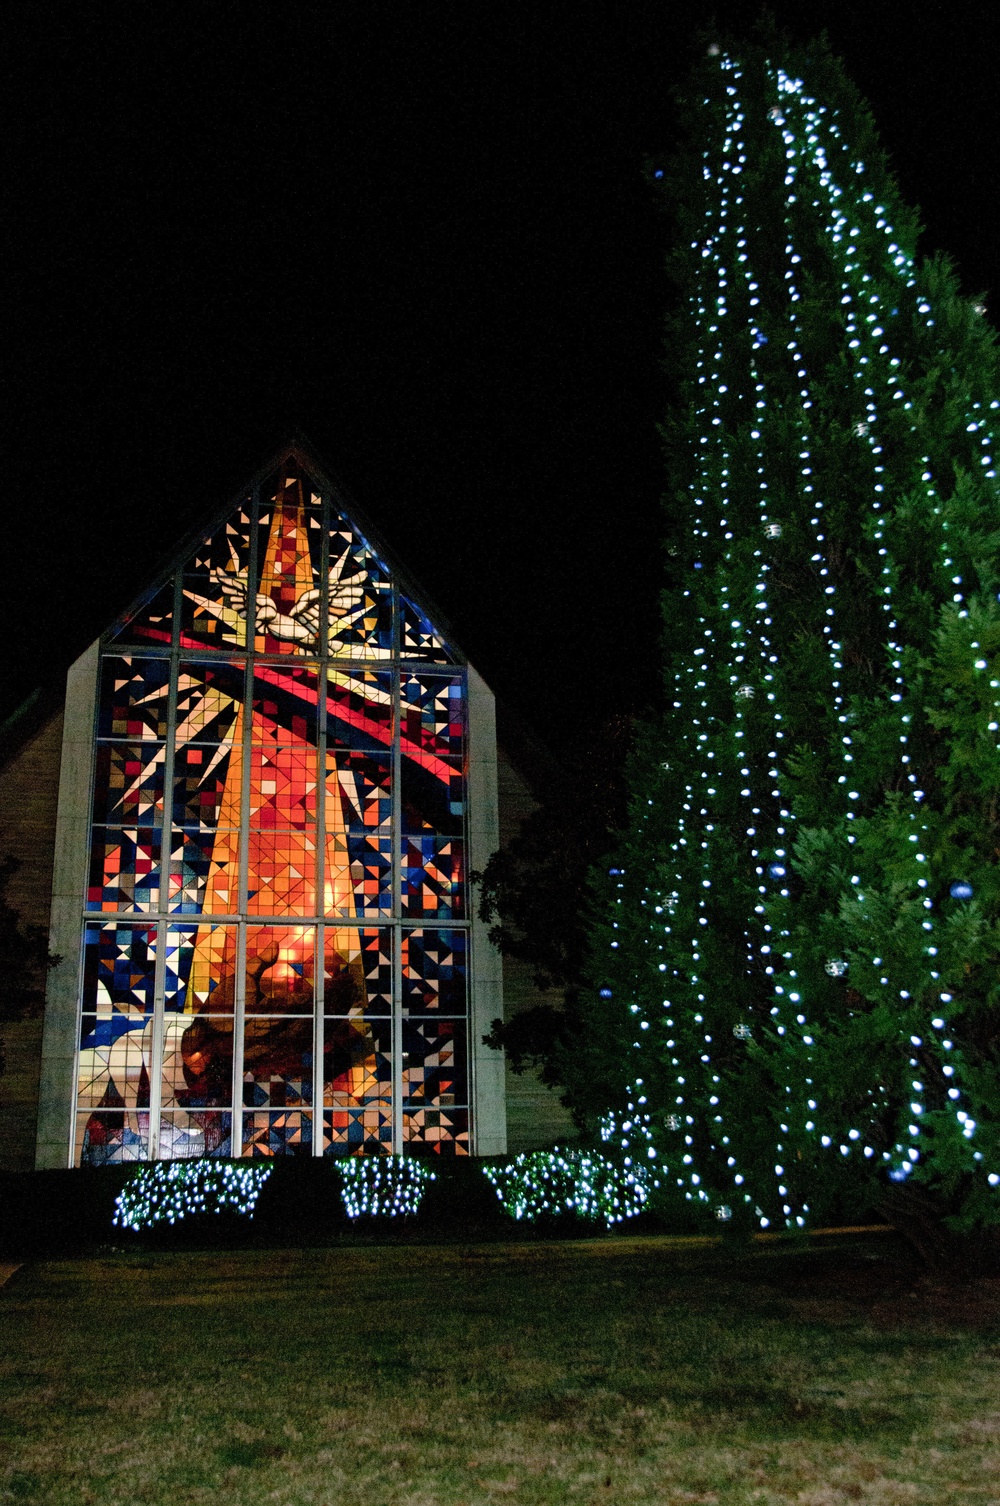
[{"left": 78, "top": 459, "right": 474, "bottom": 1167}]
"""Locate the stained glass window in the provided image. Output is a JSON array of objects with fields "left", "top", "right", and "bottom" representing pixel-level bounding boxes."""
[{"left": 75, "top": 452, "right": 471, "bottom": 1164}]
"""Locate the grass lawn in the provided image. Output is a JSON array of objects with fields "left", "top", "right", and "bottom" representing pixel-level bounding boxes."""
[{"left": 2, "top": 1233, "right": 999, "bottom": 1505}]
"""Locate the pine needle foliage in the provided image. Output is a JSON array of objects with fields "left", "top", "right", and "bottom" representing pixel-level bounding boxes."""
[{"left": 580, "top": 30, "right": 1000, "bottom": 1252}]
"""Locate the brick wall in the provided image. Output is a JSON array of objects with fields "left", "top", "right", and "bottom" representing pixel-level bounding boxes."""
[{"left": 0, "top": 706, "right": 64, "bottom": 1169}]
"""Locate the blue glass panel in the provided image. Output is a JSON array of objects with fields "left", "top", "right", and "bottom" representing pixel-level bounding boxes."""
[
  {"left": 401, "top": 928, "right": 467, "bottom": 1015},
  {"left": 98, "top": 657, "right": 170, "bottom": 740},
  {"left": 402, "top": 1018, "right": 467, "bottom": 1107}
]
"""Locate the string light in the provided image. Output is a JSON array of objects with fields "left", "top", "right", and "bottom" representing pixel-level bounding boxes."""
[
  {"left": 113, "top": 1161, "right": 273, "bottom": 1231},
  {"left": 603, "top": 38, "right": 1000, "bottom": 1236},
  {"left": 337, "top": 1155, "right": 436, "bottom": 1219},
  {"left": 483, "top": 1146, "right": 654, "bottom": 1228}
]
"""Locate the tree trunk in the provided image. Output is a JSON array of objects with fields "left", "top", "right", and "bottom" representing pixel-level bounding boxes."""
[{"left": 878, "top": 1184, "right": 999, "bottom": 1278}]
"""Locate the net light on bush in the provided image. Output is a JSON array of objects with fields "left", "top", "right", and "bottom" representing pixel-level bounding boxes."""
[
  {"left": 337, "top": 1155, "right": 436, "bottom": 1219},
  {"left": 483, "top": 1148, "right": 653, "bottom": 1228},
  {"left": 113, "top": 1161, "right": 273, "bottom": 1232}
]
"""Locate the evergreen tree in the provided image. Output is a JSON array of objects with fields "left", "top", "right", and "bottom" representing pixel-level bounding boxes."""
[
  {"left": 476, "top": 716, "right": 633, "bottom": 1107},
  {"left": 583, "top": 32, "right": 1000, "bottom": 1258}
]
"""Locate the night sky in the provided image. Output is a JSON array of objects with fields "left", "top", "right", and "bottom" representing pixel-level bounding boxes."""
[{"left": 7, "top": 1, "right": 1000, "bottom": 757}]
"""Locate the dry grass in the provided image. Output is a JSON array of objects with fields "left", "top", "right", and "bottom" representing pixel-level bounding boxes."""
[{"left": 1, "top": 1234, "right": 999, "bottom": 1504}]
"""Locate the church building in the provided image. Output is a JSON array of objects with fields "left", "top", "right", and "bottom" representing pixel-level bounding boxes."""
[{"left": 0, "top": 443, "right": 572, "bottom": 1171}]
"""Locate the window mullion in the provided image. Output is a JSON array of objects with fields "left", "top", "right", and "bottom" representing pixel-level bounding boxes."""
[
  {"left": 146, "top": 625, "right": 181, "bottom": 1161},
  {"left": 232, "top": 484, "right": 260, "bottom": 1158},
  {"left": 392, "top": 590, "right": 403, "bottom": 1155},
  {"left": 313, "top": 490, "right": 331, "bottom": 1155}
]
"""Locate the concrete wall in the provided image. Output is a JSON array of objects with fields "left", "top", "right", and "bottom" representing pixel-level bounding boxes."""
[
  {"left": 466, "top": 666, "right": 507, "bottom": 1155},
  {"left": 36, "top": 646, "right": 100, "bottom": 1169}
]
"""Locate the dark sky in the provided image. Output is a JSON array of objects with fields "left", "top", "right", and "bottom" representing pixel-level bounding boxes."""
[{"left": 6, "top": 0, "right": 1000, "bottom": 754}]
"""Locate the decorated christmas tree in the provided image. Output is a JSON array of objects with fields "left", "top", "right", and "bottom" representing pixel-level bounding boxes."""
[{"left": 584, "top": 32, "right": 1000, "bottom": 1259}]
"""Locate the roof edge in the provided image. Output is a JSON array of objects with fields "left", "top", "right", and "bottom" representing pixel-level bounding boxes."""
[
  {"left": 103, "top": 432, "right": 473, "bottom": 673},
  {"left": 0, "top": 683, "right": 66, "bottom": 776}
]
